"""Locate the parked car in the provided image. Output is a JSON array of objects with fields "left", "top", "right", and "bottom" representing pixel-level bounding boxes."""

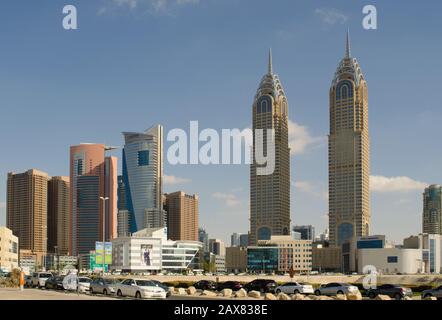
[
  {"left": 422, "top": 285, "right": 442, "bottom": 300},
  {"left": 45, "top": 276, "right": 65, "bottom": 290},
  {"left": 217, "top": 281, "right": 243, "bottom": 292},
  {"left": 194, "top": 280, "right": 218, "bottom": 291},
  {"left": 77, "top": 277, "right": 92, "bottom": 293},
  {"left": 150, "top": 280, "right": 172, "bottom": 298},
  {"left": 116, "top": 278, "right": 167, "bottom": 299},
  {"left": 314, "top": 283, "right": 360, "bottom": 296},
  {"left": 244, "top": 279, "right": 277, "bottom": 293},
  {"left": 275, "top": 282, "right": 314, "bottom": 295},
  {"left": 31, "top": 272, "right": 53, "bottom": 288},
  {"left": 90, "top": 277, "right": 118, "bottom": 295},
  {"left": 367, "top": 284, "right": 413, "bottom": 300}
]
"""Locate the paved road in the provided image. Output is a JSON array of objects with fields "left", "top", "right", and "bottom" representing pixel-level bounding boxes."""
[{"left": 0, "top": 288, "right": 231, "bottom": 300}]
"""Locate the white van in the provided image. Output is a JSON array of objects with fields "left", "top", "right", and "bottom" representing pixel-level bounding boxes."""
[{"left": 31, "top": 272, "right": 53, "bottom": 288}]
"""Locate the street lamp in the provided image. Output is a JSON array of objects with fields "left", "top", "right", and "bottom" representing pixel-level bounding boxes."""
[{"left": 100, "top": 197, "right": 109, "bottom": 276}]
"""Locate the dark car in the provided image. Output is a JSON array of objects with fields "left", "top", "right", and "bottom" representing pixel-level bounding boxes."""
[
  {"left": 45, "top": 276, "right": 65, "bottom": 290},
  {"left": 422, "top": 285, "right": 442, "bottom": 300},
  {"left": 217, "top": 281, "right": 243, "bottom": 291},
  {"left": 151, "top": 280, "right": 172, "bottom": 298},
  {"left": 367, "top": 284, "right": 413, "bottom": 300},
  {"left": 244, "top": 279, "right": 277, "bottom": 293},
  {"left": 194, "top": 280, "right": 218, "bottom": 291}
]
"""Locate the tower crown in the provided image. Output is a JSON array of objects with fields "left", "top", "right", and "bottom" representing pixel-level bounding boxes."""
[
  {"left": 332, "top": 31, "right": 365, "bottom": 87},
  {"left": 255, "top": 49, "right": 286, "bottom": 102}
]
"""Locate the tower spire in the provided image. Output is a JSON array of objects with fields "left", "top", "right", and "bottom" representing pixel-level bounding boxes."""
[
  {"left": 345, "top": 29, "right": 351, "bottom": 58},
  {"left": 268, "top": 48, "right": 273, "bottom": 74}
]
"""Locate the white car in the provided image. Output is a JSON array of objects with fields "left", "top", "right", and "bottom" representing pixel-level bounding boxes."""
[
  {"left": 31, "top": 272, "right": 53, "bottom": 288},
  {"left": 275, "top": 282, "right": 314, "bottom": 295},
  {"left": 314, "top": 283, "right": 360, "bottom": 296},
  {"left": 78, "top": 277, "right": 92, "bottom": 293},
  {"left": 116, "top": 279, "right": 167, "bottom": 299}
]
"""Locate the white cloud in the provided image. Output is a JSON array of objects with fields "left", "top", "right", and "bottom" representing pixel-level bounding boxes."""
[
  {"left": 292, "top": 180, "right": 328, "bottom": 200},
  {"left": 288, "top": 119, "right": 325, "bottom": 156},
  {"left": 163, "top": 174, "right": 191, "bottom": 185},
  {"left": 370, "top": 175, "right": 428, "bottom": 193},
  {"left": 98, "top": 0, "right": 201, "bottom": 14},
  {"left": 315, "top": 8, "right": 349, "bottom": 25},
  {"left": 212, "top": 192, "right": 241, "bottom": 207}
]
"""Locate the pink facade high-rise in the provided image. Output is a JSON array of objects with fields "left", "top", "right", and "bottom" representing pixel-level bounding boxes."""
[{"left": 69, "top": 143, "right": 117, "bottom": 256}]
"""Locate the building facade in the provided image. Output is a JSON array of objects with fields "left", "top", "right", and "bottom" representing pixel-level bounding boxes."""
[
  {"left": 423, "top": 185, "right": 442, "bottom": 235},
  {"left": 111, "top": 228, "right": 202, "bottom": 272},
  {"left": 165, "top": 191, "right": 198, "bottom": 241},
  {"left": 7, "top": 169, "right": 49, "bottom": 261},
  {"left": 209, "top": 239, "right": 226, "bottom": 256},
  {"left": 292, "top": 225, "right": 315, "bottom": 241},
  {"left": 120, "top": 125, "right": 165, "bottom": 233},
  {"left": 70, "top": 144, "right": 118, "bottom": 256},
  {"left": 250, "top": 50, "right": 290, "bottom": 245},
  {"left": 0, "top": 227, "right": 19, "bottom": 271},
  {"left": 248, "top": 236, "right": 312, "bottom": 274},
  {"left": 225, "top": 246, "right": 247, "bottom": 273},
  {"left": 47, "top": 176, "right": 70, "bottom": 255},
  {"left": 311, "top": 244, "right": 342, "bottom": 273},
  {"left": 329, "top": 32, "right": 370, "bottom": 246}
]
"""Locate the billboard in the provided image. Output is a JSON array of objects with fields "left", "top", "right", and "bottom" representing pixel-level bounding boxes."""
[
  {"left": 95, "top": 242, "right": 112, "bottom": 265},
  {"left": 140, "top": 244, "right": 153, "bottom": 267}
]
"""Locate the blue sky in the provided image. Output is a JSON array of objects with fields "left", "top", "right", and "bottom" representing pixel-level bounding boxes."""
[{"left": 1, "top": 0, "right": 441, "bottom": 245}]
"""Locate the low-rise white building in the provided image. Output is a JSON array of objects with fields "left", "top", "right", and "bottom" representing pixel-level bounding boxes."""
[
  {"left": 357, "top": 233, "right": 442, "bottom": 274},
  {"left": 112, "top": 227, "right": 202, "bottom": 273}
]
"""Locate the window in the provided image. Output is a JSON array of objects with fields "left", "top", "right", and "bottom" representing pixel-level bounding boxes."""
[
  {"left": 138, "top": 150, "right": 149, "bottom": 166},
  {"left": 387, "top": 256, "right": 398, "bottom": 263},
  {"left": 257, "top": 227, "right": 271, "bottom": 240}
]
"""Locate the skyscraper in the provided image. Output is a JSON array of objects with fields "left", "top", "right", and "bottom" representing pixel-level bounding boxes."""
[
  {"left": 198, "top": 228, "right": 209, "bottom": 253},
  {"left": 70, "top": 144, "right": 117, "bottom": 255},
  {"left": 120, "top": 125, "right": 165, "bottom": 233},
  {"left": 165, "top": 191, "right": 198, "bottom": 241},
  {"left": 423, "top": 185, "right": 442, "bottom": 235},
  {"left": 47, "top": 176, "right": 70, "bottom": 255},
  {"left": 231, "top": 233, "right": 240, "bottom": 247},
  {"left": 250, "top": 50, "right": 291, "bottom": 245},
  {"left": 7, "top": 169, "right": 49, "bottom": 259},
  {"left": 329, "top": 31, "right": 370, "bottom": 246}
]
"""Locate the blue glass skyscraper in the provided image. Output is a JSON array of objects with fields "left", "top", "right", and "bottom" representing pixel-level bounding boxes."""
[{"left": 120, "top": 125, "right": 165, "bottom": 233}]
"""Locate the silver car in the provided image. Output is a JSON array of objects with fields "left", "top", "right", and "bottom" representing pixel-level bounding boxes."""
[
  {"left": 90, "top": 277, "right": 118, "bottom": 295},
  {"left": 314, "top": 282, "right": 360, "bottom": 296},
  {"left": 422, "top": 285, "right": 442, "bottom": 300}
]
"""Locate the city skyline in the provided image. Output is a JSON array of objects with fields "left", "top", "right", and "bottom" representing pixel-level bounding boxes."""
[{"left": 1, "top": 1, "right": 441, "bottom": 246}]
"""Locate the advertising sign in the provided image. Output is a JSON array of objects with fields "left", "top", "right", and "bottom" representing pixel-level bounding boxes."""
[{"left": 95, "top": 242, "right": 112, "bottom": 265}]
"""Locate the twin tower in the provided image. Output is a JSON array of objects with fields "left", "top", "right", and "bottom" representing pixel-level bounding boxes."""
[{"left": 250, "top": 32, "right": 370, "bottom": 247}]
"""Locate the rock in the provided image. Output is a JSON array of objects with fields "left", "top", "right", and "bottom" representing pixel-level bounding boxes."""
[
  {"left": 202, "top": 290, "right": 217, "bottom": 297},
  {"left": 375, "top": 294, "right": 391, "bottom": 300},
  {"left": 177, "top": 288, "right": 187, "bottom": 295},
  {"left": 303, "top": 296, "right": 312, "bottom": 300},
  {"left": 221, "top": 288, "right": 232, "bottom": 297},
  {"left": 264, "top": 293, "right": 277, "bottom": 300},
  {"left": 234, "top": 288, "right": 247, "bottom": 298},
  {"left": 291, "top": 293, "right": 305, "bottom": 300},
  {"left": 346, "top": 292, "right": 362, "bottom": 300},
  {"left": 186, "top": 286, "right": 196, "bottom": 295},
  {"left": 248, "top": 290, "right": 261, "bottom": 299},
  {"left": 316, "top": 295, "right": 334, "bottom": 300},
  {"left": 424, "top": 296, "right": 437, "bottom": 300},
  {"left": 334, "top": 294, "right": 347, "bottom": 300},
  {"left": 277, "top": 293, "right": 290, "bottom": 300},
  {"left": 404, "top": 296, "right": 412, "bottom": 300},
  {"left": 168, "top": 287, "right": 175, "bottom": 294}
]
